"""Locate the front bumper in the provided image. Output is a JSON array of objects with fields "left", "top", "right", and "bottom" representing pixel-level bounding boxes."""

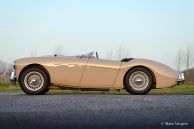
[
  {"left": 177, "top": 72, "right": 184, "bottom": 85},
  {"left": 10, "top": 70, "right": 16, "bottom": 84}
]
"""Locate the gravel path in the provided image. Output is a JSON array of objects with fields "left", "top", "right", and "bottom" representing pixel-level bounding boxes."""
[{"left": 0, "top": 93, "right": 194, "bottom": 129}]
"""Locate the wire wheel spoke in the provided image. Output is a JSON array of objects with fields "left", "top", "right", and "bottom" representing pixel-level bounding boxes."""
[
  {"left": 24, "top": 71, "right": 44, "bottom": 91},
  {"left": 129, "top": 71, "right": 149, "bottom": 91}
]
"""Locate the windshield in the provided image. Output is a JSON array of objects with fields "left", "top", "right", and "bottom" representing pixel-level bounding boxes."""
[{"left": 77, "top": 52, "right": 98, "bottom": 59}]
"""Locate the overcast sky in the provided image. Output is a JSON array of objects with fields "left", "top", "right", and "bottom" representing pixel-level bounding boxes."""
[{"left": 0, "top": 0, "right": 194, "bottom": 69}]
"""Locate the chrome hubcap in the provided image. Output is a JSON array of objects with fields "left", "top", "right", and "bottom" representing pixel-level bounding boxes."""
[
  {"left": 129, "top": 71, "right": 149, "bottom": 91},
  {"left": 24, "top": 72, "right": 44, "bottom": 91},
  {"left": 134, "top": 77, "right": 144, "bottom": 83},
  {"left": 30, "top": 78, "right": 38, "bottom": 84}
]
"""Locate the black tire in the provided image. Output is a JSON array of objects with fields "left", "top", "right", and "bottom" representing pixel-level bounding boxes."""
[
  {"left": 124, "top": 67, "right": 153, "bottom": 95},
  {"left": 19, "top": 67, "right": 50, "bottom": 95}
]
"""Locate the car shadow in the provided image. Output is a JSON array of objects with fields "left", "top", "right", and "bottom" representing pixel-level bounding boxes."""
[{"left": 2, "top": 92, "right": 193, "bottom": 96}]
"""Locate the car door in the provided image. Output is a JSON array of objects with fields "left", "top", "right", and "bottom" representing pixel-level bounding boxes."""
[
  {"left": 80, "top": 58, "right": 121, "bottom": 88},
  {"left": 49, "top": 57, "right": 89, "bottom": 86}
]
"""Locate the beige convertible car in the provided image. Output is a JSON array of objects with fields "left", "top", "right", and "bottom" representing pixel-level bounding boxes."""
[{"left": 10, "top": 52, "right": 184, "bottom": 95}]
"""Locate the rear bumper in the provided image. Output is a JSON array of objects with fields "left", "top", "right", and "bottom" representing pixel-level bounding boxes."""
[{"left": 177, "top": 72, "right": 184, "bottom": 85}]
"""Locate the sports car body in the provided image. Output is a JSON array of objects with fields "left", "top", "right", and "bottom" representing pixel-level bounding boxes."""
[{"left": 10, "top": 52, "right": 184, "bottom": 95}]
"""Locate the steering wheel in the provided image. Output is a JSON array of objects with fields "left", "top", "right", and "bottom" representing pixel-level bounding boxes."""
[{"left": 96, "top": 52, "right": 99, "bottom": 59}]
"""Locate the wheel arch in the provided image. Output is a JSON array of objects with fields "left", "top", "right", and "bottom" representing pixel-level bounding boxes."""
[
  {"left": 18, "top": 64, "right": 50, "bottom": 84},
  {"left": 123, "top": 65, "right": 156, "bottom": 89}
]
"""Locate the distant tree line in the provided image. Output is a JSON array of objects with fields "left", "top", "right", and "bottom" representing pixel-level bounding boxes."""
[
  {"left": 0, "top": 44, "right": 193, "bottom": 83},
  {"left": 0, "top": 60, "right": 12, "bottom": 82},
  {"left": 176, "top": 45, "right": 194, "bottom": 82},
  {"left": 106, "top": 45, "right": 130, "bottom": 60}
]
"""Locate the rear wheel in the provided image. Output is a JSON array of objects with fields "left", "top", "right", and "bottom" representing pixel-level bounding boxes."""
[
  {"left": 124, "top": 67, "right": 153, "bottom": 95},
  {"left": 19, "top": 67, "right": 50, "bottom": 95}
]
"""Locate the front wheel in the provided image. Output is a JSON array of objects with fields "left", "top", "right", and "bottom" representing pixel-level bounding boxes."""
[
  {"left": 124, "top": 67, "right": 154, "bottom": 95},
  {"left": 19, "top": 67, "right": 50, "bottom": 95}
]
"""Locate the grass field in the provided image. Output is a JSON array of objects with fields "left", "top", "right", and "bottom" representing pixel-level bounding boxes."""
[{"left": 0, "top": 83, "right": 194, "bottom": 95}]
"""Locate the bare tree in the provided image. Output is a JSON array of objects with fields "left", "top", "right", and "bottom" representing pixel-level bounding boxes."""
[
  {"left": 117, "top": 46, "right": 123, "bottom": 60},
  {"left": 0, "top": 60, "right": 5, "bottom": 82},
  {"left": 185, "top": 45, "right": 193, "bottom": 70},
  {"left": 0, "top": 60, "right": 12, "bottom": 82},
  {"left": 106, "top": 49, "right": 114, "bottom": 59},
  {"left": 30, "top": 49, "right": 37, "bottom": 57},
  {"left": 116, "top": 45, "right": 130, "bottom": 60},
  {"left": 175, "top": 49, "right": 183, "bottom": 72},
  {"left": 180, "top": 45, "right": 194, "bottom": 82},
  {"left": 54, "top": 44, "right": 65, "bottom": 55},
  {"left": 106, "top": 45, "right": 130, "bottom": 60}
]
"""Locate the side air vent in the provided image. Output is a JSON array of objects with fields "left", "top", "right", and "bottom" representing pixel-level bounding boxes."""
[{"left": 121, "top": 58, "right": 134, "bottom": 62}]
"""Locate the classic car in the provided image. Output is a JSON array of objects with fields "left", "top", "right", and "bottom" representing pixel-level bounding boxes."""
[{"left": 10, "top": 52, "right": 184, "bottom": 95}]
